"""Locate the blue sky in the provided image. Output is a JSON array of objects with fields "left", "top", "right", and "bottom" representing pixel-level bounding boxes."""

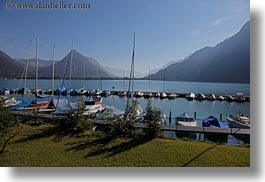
[{"left": 0, "top": 0, "right": 249, "bottom": 73}]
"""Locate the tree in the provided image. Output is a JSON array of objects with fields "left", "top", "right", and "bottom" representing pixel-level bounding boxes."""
[
  {"left": 56, "top": 97, "right": 93, "bottom": 135},
  {"left": 144, "top": 100, "right": 163, "bottom": 138},
  {"left": 0, "top": 105, "right": 19, "bottom": 154}
]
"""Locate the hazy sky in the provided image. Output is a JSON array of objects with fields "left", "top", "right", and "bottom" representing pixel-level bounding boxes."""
[{"left": 0, "top": 0, "right": 249, "bottom": 73}]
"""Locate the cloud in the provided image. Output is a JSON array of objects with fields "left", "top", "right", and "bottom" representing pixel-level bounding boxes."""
[{"left": 210, "top": 17, "right": 228, "bottom": 28}]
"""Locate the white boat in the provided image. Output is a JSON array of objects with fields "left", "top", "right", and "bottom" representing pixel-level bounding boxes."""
[
  {"left": 186, "top": 92, "right": 195, "bottom": 100},
  {"left": 227, "top": 114, "right": 250, "bottom": 129},
  {"left": 168, "top": 93, "right": 177, "bottom": 99},
  {"left": 217, "top": 95, "right": 224, "bottom": 101},
  {"left": 160, "top": 92, "right": 167, "bottom": 99},
  {"left": 96, "top": 106, "right": 124, "bottom": 120},
  {"left": 176, "top": 112, "right": 197, "bottom": 127},
  {"left": 196, "top": 93, "right": 206, "bottom": 101},
  {"left": 207, "top": 93, "right": 216, "bottom": 101},
  {"left": 135, "top": 91, "right": 144, "bottom": 97},
  {"left": 2, "top": 97, "right": 21, "bottom": 107}
]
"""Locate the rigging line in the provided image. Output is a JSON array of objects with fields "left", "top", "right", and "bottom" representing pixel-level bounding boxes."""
[{"left": 55, "top": 44, "right": 72, "bottom": 109}]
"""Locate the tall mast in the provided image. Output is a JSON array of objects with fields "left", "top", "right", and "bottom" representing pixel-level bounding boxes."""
[
  {"left": 68, "top": 37, "right": 74, "bottom": 93},
  {"left": 83, "top": 63, "right": 86, "bottom": 88},
  {"left": 163, "top": 68, "right": 166, "bottom": 92},
  {"left": 122, "top": 70, "right": 125, "bottom": 91},
  {"left": 52, "top": 44, "right": 55, "bottom": 96},
  {"left": 35, "top": 36, "right": 39, "bottom": 97},
  {"left": 23, "top": 48, "right": 30, "bottom": 101},
  {"left": 132, "top": 32, "right": 135, "bottom": 94},
  {"left": 125, "top": 32, "right": 136, "bottom": 115},
  {"left": 148, "top": 65, "right": 150, "bottom": 91}
]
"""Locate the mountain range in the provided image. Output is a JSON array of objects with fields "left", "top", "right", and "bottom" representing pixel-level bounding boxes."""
[{"left": 146, "top": 21, "right": 250, "bottom": 83}]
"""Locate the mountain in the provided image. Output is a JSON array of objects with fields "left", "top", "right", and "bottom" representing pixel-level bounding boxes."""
[
  {"left": 145, "top": 59, "right": 184, "bottom": 76},
  {"left": 39, "top": 49, "right": 114, "bottom": 79},
  {"left": 104, "top": 66, "right": 144, "bottom": 78},
  {"left": 15, "top": 58, "right": 57, "bottom": 70},
  {"left": 147, "top": 21, "right": 250, "bottom": 83},
  {"left": 0, "top": 50, "right": 32, "bottom": 79}
]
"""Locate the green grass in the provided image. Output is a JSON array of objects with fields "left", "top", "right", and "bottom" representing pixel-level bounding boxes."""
[{"left": 0, "top": 124, "right": 250, "bottom": 167}]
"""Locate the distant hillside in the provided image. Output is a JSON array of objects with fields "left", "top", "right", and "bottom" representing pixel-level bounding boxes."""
[
  {"left": 147, "top": 21, "right": 250, "bottom": 83},
  {"left": 39, "top": 49, "right": 115, "bottom": 79},
  {"left": 15, "top": 58, "right": 57, "bottom": 70},
  {"left": 0, "top": 50, "right": 33, "bottom": 79},
  {"left": 104, "top": 66, "right": 144, "bottom": 78}
]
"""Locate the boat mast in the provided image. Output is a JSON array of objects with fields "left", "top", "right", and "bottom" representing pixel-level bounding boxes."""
[
  {"left": 132, "top": 32, "right": 135, "bottom": 94},
  {"left": 83, "top": 63, "right": 86, "bottom": 88},
  {"left": 68, "top": 38, "right": 74, "bottom": 94},
  {"left": 148, "top": 65, "right": 150, "bottom": 91},
  {"left": 52, "top": 44, "right": 55, "bottom": 96},
  {"left": 23, "top": 48, "right": 30, "bottom": 101},
  {"left": 163, "top": 68, "right": 165, "bottom": 92},
  {"left": 122, "top": 70, "right": 125, "bottom": 91},
  {"left": 125, "top": 32, "right": 136, "bottom": 115},
  {"left": 35, "top": 36, "right": 39, "bottom": 98}
]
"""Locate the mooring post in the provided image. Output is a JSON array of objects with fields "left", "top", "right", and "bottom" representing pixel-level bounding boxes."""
[
  {"left": 194, "top": 112, "right": 197, "bottom": 120},
  {"left": 169, "top": 111, "right": 172, "bottom": 125},
  {"left": 220, "top": 113, "right": 222, "bottom": 120}
]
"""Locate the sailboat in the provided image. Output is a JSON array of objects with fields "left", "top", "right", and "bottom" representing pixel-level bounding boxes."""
[
  {"left": 77, "top": 64, "right": 88, "bottom": 95},
  {"left": 143, "top": 66, "right": 153, "bottom": 98},
  {"left": 160, "top": 68, "right": 167, "bottom": 99},
  {"left": 124, "top": 32, "right": 144, "bottom": 122},
  {"left": 118, "top": 70, "right": 127, "bottom": 97},
  {"left": 18, "top": 37, "right": 49, "bottom": 111},
  {"left": 11, "top": 48, "right": 32, "bottom": 110}
]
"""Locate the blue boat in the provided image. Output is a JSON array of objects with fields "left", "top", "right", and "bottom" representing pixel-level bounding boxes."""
[{"left": 202, "top": 115, "right": 229, "bottom": 142}]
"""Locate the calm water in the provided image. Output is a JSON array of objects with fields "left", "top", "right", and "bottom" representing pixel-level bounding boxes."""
[
  {"left": 1, "top": 79, "right": 250, "bottom": 144},
  {"left": 0, "top": 79, "right": 250, "bottom": 95}
]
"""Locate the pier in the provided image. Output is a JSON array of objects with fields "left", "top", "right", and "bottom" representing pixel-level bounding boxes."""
[{"left": 94, "top": 120, "right": 250, "bottom": 136}]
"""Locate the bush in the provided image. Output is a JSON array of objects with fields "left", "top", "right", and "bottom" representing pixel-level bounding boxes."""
[
  {"left": 55, "top": 98, "right": 93, "bottom": 135},
  {"left": 0, "top": 106, "right": 19, "bottom": 154}
]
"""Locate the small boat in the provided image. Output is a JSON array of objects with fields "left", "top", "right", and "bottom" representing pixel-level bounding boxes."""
[
  {"left": 217, "top": 95, "right": 224, "bottom": 101},
  {"left": 96, "top": 106, "right": 124, "bottom": 120},
  {"left": 207, "top": 93, "right": 216, "bottom": 101},
  {"left": 225, "top": 95, "right": 234, "bottom": 102},
  {"left": 176, "top": 112, "right": 197, "bottom": 127},
  {"left": 82, "top": 96, "right": 105, "bottom": 116},
  {"left": 118, "top": 91, "right": 127, "bottom": 97},
  {"left": 44, "top": 89, "right": 53, "bottom": 95},
  {"left": 2, "top": 97, "right": 21, "bottom": 107},
  {"left": 78, "top": 87, "right": 88, "bottom": 95},
  {"left": 202, "top": 115, "right": 229, "bottom": 143},
  {"left": 168, "top": 93, "right": 177, "bottom": 99},
  {"left": 100, "top": 90, "right": 110, "bottom": 97},
  {"left": 160, "top": 92, "right": 167, "bottom": 99},
  {"left": 234, "top": 93, "right": 245, "bottom": 103},
  {"left": 143, "top": 92, "right": 153, "bottom": 98},
  {"left": 227, "top": 114, "right": 250, "bottom": 129},
  {"left": 70, "top": 89, "right": 78, "bottom": 96},
  {"left": 153, "top": 92, "right": 160, "bottom": 98},
  {"left": 135, "top": 91, "right": 144, "bottom": 98},
  {"left": 54, "top": 87, "right": 67, "bottom": 95},
  {"left": 196, "top": 93, "right": 206, "bottom": 101},
  {"left": 186, "top": 92, "right": 196, "bottom": 100}
]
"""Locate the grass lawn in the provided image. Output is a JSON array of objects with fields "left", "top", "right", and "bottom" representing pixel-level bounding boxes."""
[{"left": 0, "top": 124, "right": 250, "bottom": 167}]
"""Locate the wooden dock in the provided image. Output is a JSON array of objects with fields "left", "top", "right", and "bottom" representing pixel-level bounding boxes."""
[{"left": 95, "top": 120, "right": 250, "bottom": 136}]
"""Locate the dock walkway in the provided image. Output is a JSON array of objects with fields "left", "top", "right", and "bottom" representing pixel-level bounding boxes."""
[{"left": 95, "top": 120, "right": 250, "bottom": 136}]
